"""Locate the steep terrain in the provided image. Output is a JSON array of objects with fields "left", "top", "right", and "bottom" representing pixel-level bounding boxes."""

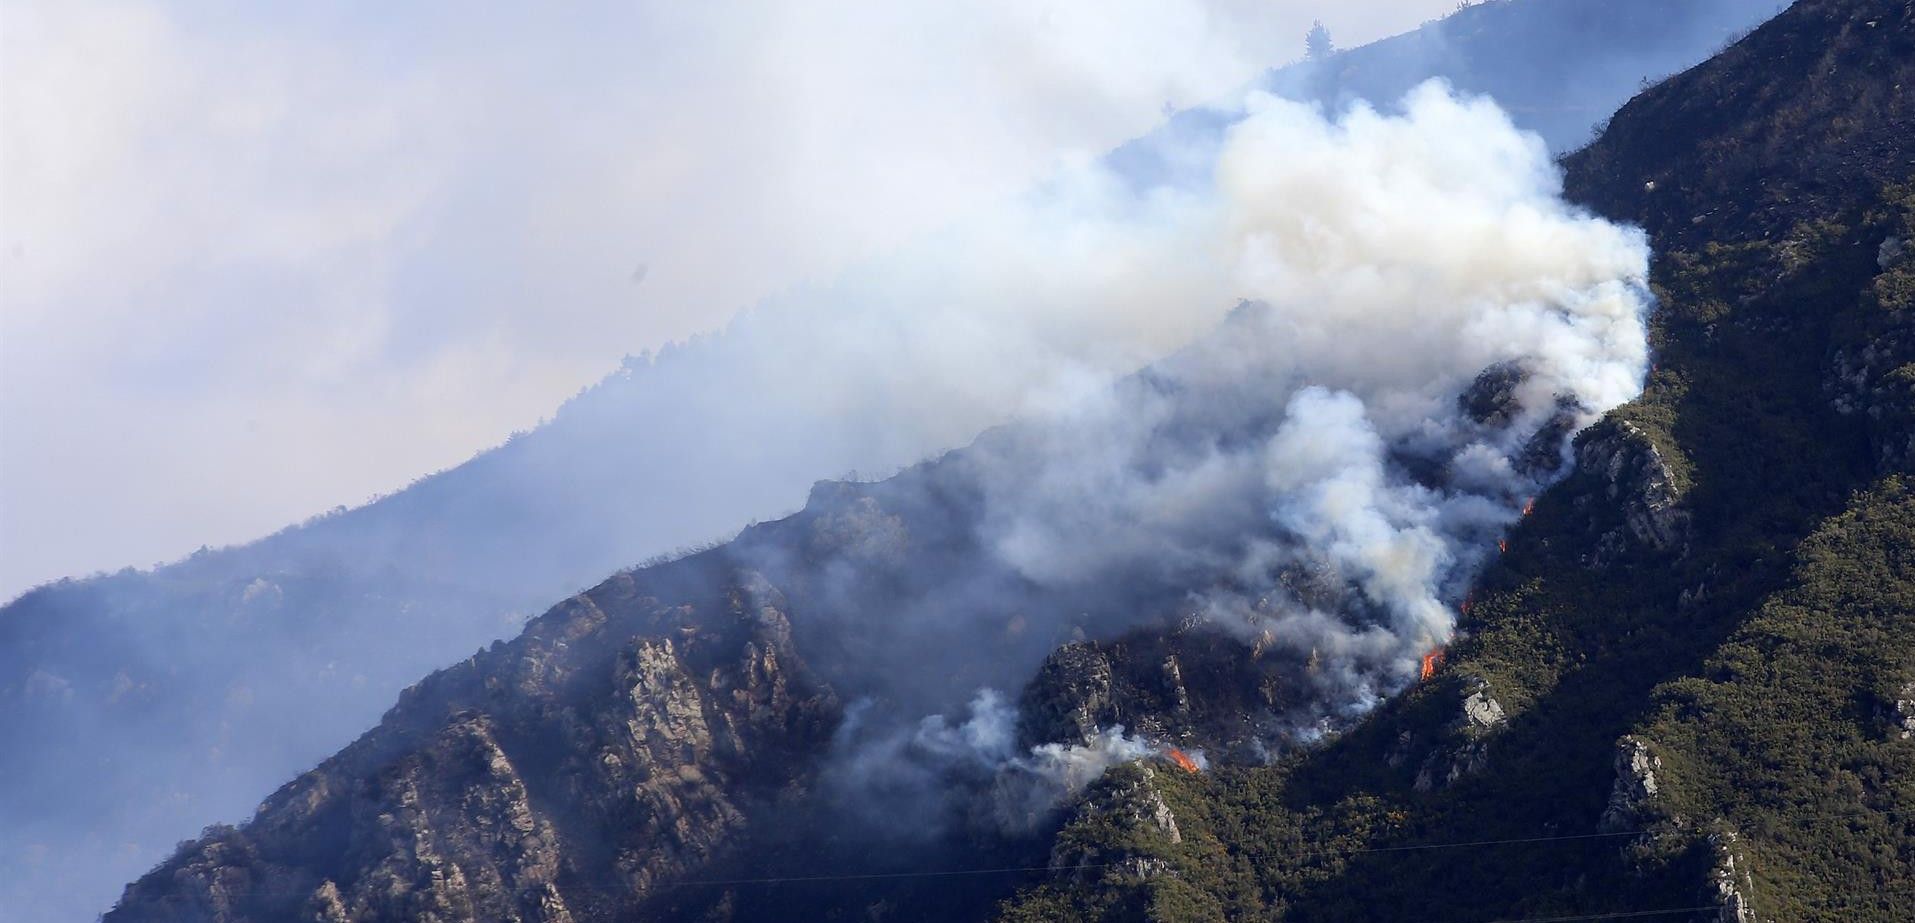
[
  {"left": 96, "top": 305, "right": 1415, "bottom": 921},
  {"left": 1005, "top": 0, "right": 1915, "bottom": 919},
  {"left": 3, "top": 4, "right": 1789, "bottom": 920}
]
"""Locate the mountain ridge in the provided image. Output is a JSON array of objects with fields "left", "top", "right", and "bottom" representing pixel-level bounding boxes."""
[
  {"left": 4, "top": 2, "right": 1804, "bottom": 921},
  {"left": 1008, "top": 0, "right": 1915, "bottom": 918}
]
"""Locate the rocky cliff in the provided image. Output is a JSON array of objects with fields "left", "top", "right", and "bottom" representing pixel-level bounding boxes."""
[
  {"left": 97, "top": 2, "right": 1915, "bottom": 922},
  {"left": 108, "top": 564, "right": 840, "bottom": 922},
  {"left": 1003, "top": 2, "right": 1915, "bottom": 921},
  {"left": 7, "top": 4, "right": 1800, "bottom": 920}
]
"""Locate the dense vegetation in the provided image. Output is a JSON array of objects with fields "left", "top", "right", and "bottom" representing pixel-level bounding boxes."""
[
  {"left": 1000, "top": 1, "right": 1915, "bottom": 919},
  {"left": 79, "top": 3, "right": 1915, "bottom": 921},
  {"left": 8, "top": 5, "right": 1789, "bottom": 919}
]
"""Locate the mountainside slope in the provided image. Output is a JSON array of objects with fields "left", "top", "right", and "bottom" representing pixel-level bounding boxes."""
[
  {"left": 90, "top": 415, "right": 1274, "bottom": 921},
  {"left": 2, "top": 4, "right": 1792, "bottom": 920},
  {"left": 1004, "top": 1, "right": 1915, "bottom": 919},
  {"left": 102, "top": 98, "right": 1669, "bottom": 919}
]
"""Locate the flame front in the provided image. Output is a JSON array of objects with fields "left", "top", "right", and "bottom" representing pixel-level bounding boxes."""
[
  {"left": 1419, "top": 648, "right": 1445, "bottom": 682},
  {"left": 1164, "top": 748, "right": 1201, "bottom": 774},
  {"left": 1522, "top": 497, "right": 1535, "bottom": 516}
]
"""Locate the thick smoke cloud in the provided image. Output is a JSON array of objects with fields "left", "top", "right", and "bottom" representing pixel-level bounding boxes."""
[
  {"left": 984, "top": 82, "right": 1646, "bottom": 658},
  {"left": 0, "top": 0, "right": 1467, "bottom": 600},
  {"left": 1, "top": 4, "right": 1770, "bottom": 917},
  {"left": 1, "top": 69, "right": 1653, "bottom": 922},
  {"left": 826, "top": 81, "right": 1648, "bottom": 830}
]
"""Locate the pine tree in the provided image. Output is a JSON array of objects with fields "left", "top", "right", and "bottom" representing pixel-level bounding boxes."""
[{"left": 1305, "top": 20, "right": 1334, "bottom": 61}]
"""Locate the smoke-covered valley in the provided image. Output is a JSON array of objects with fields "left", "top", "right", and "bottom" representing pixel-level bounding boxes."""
[{"left": 2, "top": 2, "right": 1781, "bottom": 921}]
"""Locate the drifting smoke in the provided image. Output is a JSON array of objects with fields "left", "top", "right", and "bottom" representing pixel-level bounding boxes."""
[
  {"left": 4, "top": 75, "right": 1652, "bottom": 916},
  {"left": 12, "top": 0, "right": 1791, "bottom": 910},
  {"left": 829, "top": 689, "right": 1204, "bottom": 837},
  {"left": 1228, "top": 94, "right": 1643, "bottom": 652},
  {"left": 823, "top": 80, "right": 1648, "bottom": 831},
  {"left": 990, "top": 80, "right": 1641, "bottom": 675}
]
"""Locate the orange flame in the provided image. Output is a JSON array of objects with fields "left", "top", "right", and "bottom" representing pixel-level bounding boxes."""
[
  {"left": 1522, "top": 497, "right": 1535, "bottom": 517},
  {"left": 1460, "top": 594, "right": 1474, "bottom": 617},
  {"left": 1419, "top": 648, "right": 1446, "bottom": 682},
  {"left": 1164, "top": 748, "right": 1201, "bottom": 774},
  {"left": 1498, "top": 539, "right": 1508, "bottom": 554}
]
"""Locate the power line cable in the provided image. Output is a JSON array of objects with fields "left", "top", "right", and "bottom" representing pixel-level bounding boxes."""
[
  {"left": 1479, "top": 909, "right": 1720, "bottom": 923},
  {"left": 657, "top": 827, "right": 1648, "bottom": 887},
  {"left": 655, "top": 803, "right": 1902, "bottom": 889}
]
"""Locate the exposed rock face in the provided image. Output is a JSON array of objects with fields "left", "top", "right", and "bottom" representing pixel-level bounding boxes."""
[
  {"left": 1825, "top": 340, "right": 1915, "bottom": 470},
  {"left": 1599, "top": 736, "right": 1663, "bottom": 833},
  {"left": 1016, "top": 624, "right": 1312, "bottom": 759},
  {"left": 305, "top": 716, "right": 575, "bottom": 923},
  {"left": 1021, "top": 643, "right": 1119, "bottom": 746},
  {"left": 1704, "top": 828, "right": 1757, "bottom": 923},
  {"left": 1405, "top": 679, "right": 1506, "bottom": 791},
  {"left": 1461, "top": 687, "right": 1508, "bottom": 732},
  {"left": 106, "top": 569, "right": 840, "bottom": 923},
  {"left": 1573, "top": 420, "right": 1692, "bottom": 566},
  {"left": 1412, "top": 740, "right": 1491, "bottom": 793},
  {"left": 104, "top": 448, "right": 1242, "bottom": 922},
  {"left": 1826, "top": 226, "right": 1915, "bottom": 471},
  {"left": 1049, "top": 764, "right": 1182, "bottom": 886},
  {"left": 1885, "top": 681, "right": 1915, "bottom": 740}
]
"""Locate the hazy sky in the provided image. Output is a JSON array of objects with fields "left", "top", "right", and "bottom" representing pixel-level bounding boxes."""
[{"left": 0, "top": 0, "right": 1461, "bottom": 599}]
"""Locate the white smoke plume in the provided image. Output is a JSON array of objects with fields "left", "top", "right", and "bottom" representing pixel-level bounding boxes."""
[
  {"left": 977, "top": 80, "right": 1646, "bottom": 679},
  {"left": 822, "top": 79, "right": 1648, "bottom": 822},
  {"left": 829, "top": 689, "right": 1185, "bottom": 835}
]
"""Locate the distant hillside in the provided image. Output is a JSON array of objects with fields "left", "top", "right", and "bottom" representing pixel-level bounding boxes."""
[
  {"left": 0, "top": 2, "right": 1788, "bottom": 920},
  {"left": 1111, "top": 0, "right": 1784, "bottom": 184}
]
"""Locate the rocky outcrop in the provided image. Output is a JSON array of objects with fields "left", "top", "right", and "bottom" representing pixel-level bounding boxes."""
[
  {"left": 1702, "top": 827, "right": 1757, "bottom": 923},
  {"left": 1021, "top": 643, "right": 1120, "bottom": 746},
  {"left": 1017, "top": 624, "right": 1314, "bottom": 759},
  {"left": 1825, "top": 331, "right": 1915, "bottom": 471},
  {"left": 1412, "top": 740, "right": 1491, "bottom": 792},
  {"left": 1404, "top": 679, "right": 1506, "bottom": 791},
  {"left": 1826, "top": 223, "right": 1915, "bottom": 472},
  {"left": 311, "top": 717, "right": 575, "bottom": 923},
  {"left": 1461, "top": 684, "right": 1508, "bottom": 732},
  {"left": 1881, "top": 681, "right": 1915, "bottom": 740},
  {"left": 1048, "top": 764, "right": 1183, "bottom": 886},
  {"left": 107, "top": 569, "right": 840, "bottom": 923},
  {"left": 1573, "top": 420, "right": 1692, "bottom": 566},
  {"left": 1599, "top": 736, "right": 1663, "bottom": 833}
]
